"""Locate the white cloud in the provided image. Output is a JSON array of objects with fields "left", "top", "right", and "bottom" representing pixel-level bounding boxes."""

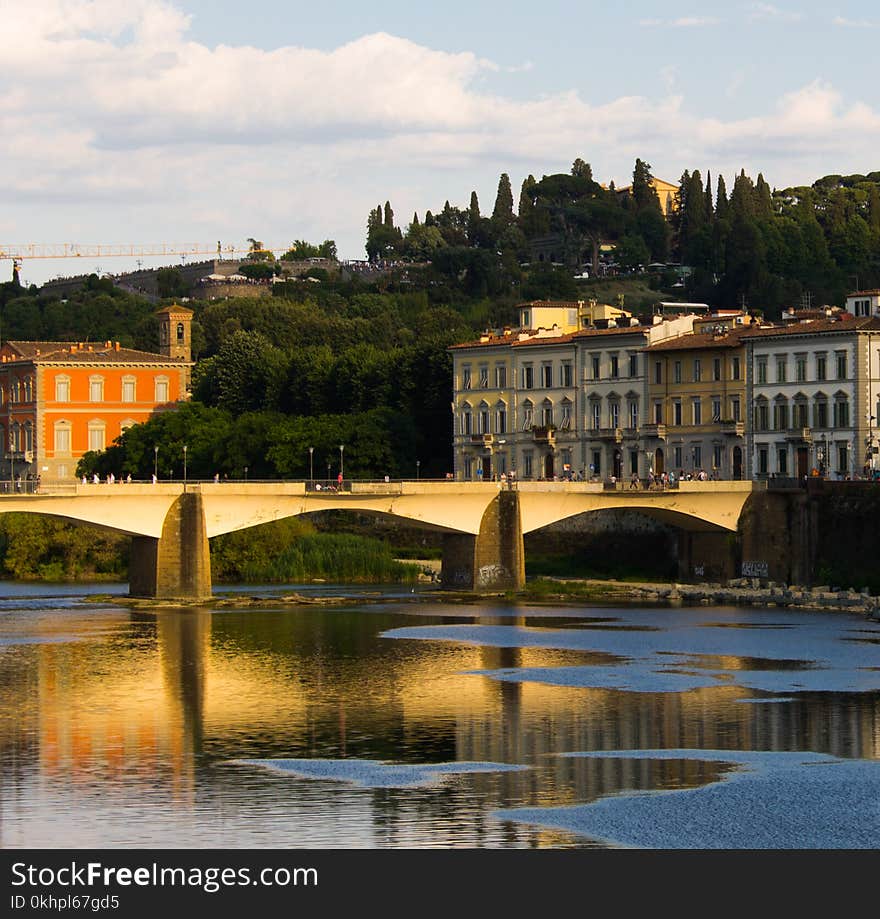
[
  {"left": 639, "top": 17, "right": 720, "bottom": 27},
  {"left": 747, "top": 3, "right": 802, "bottom": 22},
  {"left": 832, "top": 16, "right": 879, "bottom": 28},
  {"left": 4, "top": 1, "right": 880, "bottom": 280}
]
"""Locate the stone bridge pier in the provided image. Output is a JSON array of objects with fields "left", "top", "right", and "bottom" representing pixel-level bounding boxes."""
[
  {"left": 129, "top": 492, "right": 212, "bottom": 601},
  {"left": 440, "top": 491, "right": 525, "bottom": 591}
]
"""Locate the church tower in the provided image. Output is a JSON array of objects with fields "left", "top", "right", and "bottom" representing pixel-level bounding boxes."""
[{"left": 155, "top": 304, "right": 194, "bottom": 362}]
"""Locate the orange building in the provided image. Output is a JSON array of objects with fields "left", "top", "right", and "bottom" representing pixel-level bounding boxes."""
[{"left": 0, "top": 305, "right": 193, "bottom": 484}]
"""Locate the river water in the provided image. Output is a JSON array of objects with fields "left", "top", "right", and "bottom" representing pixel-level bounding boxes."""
[{"left": 1, "top": 582, "right": 879, "bottom": 849}]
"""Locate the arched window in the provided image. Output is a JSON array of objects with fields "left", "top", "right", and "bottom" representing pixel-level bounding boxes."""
[
  {"left": 833, "top": 392, "right": 850, "bottom": 429},
  {"left": 813, "top": 392, "right": 828, "bottom": 429},
  {"left": 541, "top": 398, "right": 553, "bottom": 427},
  {"left": 521, "top": 399, "right": 534, "bottom": 431},
  {"left": 461, "top": 402, "right": 472, "bottom": 435},
  {"left": 23, "top": 378, "right": 33, "bottom": 402},
  {"left": 754, "top": 396, "right": 769, "bottom": 432},
  {"left": 478, "top": 401, "right": 490, "bottom": 434},
  {"left": 11, "top": 422, "right": 20, "bottom": 452},
  {"left": 560, "top": 397, "right": 572, "bottom": 430},
  {"left": 120, "top": 419, "right": 137, "bottom": 435},
  {"left": 494, "top": 400, "right": 507, "bottom": 434},
  {"left": 792, "top": 393, "right": 809, "bottom": 429},
  {"left": 23, "top": 422, "right": 32, "bottom": 452},
  {"left": 176, "top": 322, "right": 185, "bottom": 343}
]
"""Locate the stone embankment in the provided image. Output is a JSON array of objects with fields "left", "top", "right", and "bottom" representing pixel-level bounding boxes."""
[{"left": 547, "top": 577, "right": 880, "bottom": 617}]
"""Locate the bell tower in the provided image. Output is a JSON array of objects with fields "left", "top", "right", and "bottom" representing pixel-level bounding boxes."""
[{"left": 155, "top": 304, "right": 193, "bottom": 362}]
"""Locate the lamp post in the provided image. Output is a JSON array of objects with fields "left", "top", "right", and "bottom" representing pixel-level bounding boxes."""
[
  {"left": 339, "top": 444, "right": 344, "bottom": 480},
  {"left": 182, "top": 444, "right": 188, "bottom": 485},
  {"left": 244, "top": 465, "right": 248, "bottom": 483},
  {"left": 416, "top": 460, "right": 420, "bottom": 480},
  {"left": 153, "top": 445, "right": 159, "bottom": 481},
  {"left": 309, "top": 446, "right": 314, "bottom": 483},
  {"left": 326, "top": 458, "right": 331, "bottom": 481}
]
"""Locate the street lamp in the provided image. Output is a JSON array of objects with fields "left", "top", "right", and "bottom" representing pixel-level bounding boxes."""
[
  {"left": 182, "top": 444, "right": 188, "bottom": 485},
  {"left": 309, "top": 446, "right": 314, "bottom": 483},
  {"left": 244, "top": 465, "right": 248, "bottom": 482},
  {"left": 339, "top": 444, "right": 344, "bottom": 480},
  {"left": 326, "top": 458, "right": 331, "bottom": 480},
  {"left": 153, "top": 445, "right": 159, "bottom": 481},
  {"left": 416, "top": 460, "right": 421, "bottom": 480}
]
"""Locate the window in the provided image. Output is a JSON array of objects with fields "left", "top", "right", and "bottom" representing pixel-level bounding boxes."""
[
  {"left": 541, "top": 400, "right": 553, "bottom": 426},
  {"left": 592, "top": 356, "right": 601, "bottom": 380},
  {"left": 462, "top": 366, "right": 472, "bottom": 390},
  {"left": 713, "top": 357, "right": 721, "bottom": 381},
  {"left": 54, "top": 422, "right": 72, "bottom": 456},
  {"left": 674, "top": 446, "right": 682, "bottom": 469},
  {"left": 836, "top": 350, "right": 847, "bottom": 380},
  {"left": 833, "top": 397, "right": 850, "bottom": 429},
  {"left": 23, "top": 378, "right": 33, "bottom": 401},
  {"left": 711, "top": 397, "right": 721, "bottom": 422},
  {"left": 795, "top": 354, "right": 807, "bottom": 383},
  {"left": 628, "top": 400, "right": 639, "bottom": 429},
  {"left": 629, "top": 353, "right": 638, "bottom": 377},
  {"left": 816, "top": 353, "right": 826, "bottom": 381},
  {"left": 693, "top": 359, "right": 701, "bottom": 383},
  {"left": 758, "top": 447, "right": 768, "bottom": 475},
  {"left": 814, "top": 397, "right": 828, "bottom": 429},
  {"left": 464, "top": 457, "right": 473, "bottom": 480},
  {"left": 654, "top": 361, "right": 662, "bottom": 385},
  {"left": 561, "top": 362, "right": 573, "bottom": 387},
  {"left": 560, "top": 402, "right": 572, "bottom": 429},
  {"left": 777, "top": 447, "right": 788, "bottom": 475},
  {"left": 495, "top": 364, "right": 507, "bottom": 388},
  {"left": 609, "top": 401, "right": 620, "bottom": 429},
  {"left": 731, "top": 398, "right": 741, "bottom": 422},
  {"left": 630, "top": 450, "right": 639, "bottom": 475},
  {"left": 793, "top": 400, "right": 808, "bottom": 428},
  {"left": 755, "top": 399, "right": 769, "bottom": 431},
  {"left": 693, "top": 445, "right": 702, "bottom": 469},
  {"left": 55, "top": 376, "right": 70, "bottom": 402},
  {"left": 713, "top": 445, "right": 723, "bottom": 470},
  {"left": 591, "top": 450, "right": 601, "bottom": 476},
  {"left": 837, "top": 443, "right": 849, "bottom": 474},
  {"left": 653, "top": 401, "right": 663, "bottom": 423},
  {"left": 88, "top": 421, "right": 106, "bottom": 453},
  {"left": 776, "top": 357, "right": 787, "bottom": 383},
  {"left": 479, "top": 366, "right": 489, "bottom": 388},
  {"left": 610, "top": 355, "right": 619, "bottom": 379},
  {"left": 523, "top": 365, "right": 534, "bottom": 389},
  {"left": 523, "top": 452, "right": 533, "bottom": 478},
  {"left": 479, "top": 403, "right": 490, "bottom": 434},
  {"left": 732, "top": 357, "right": 741, "bottom": 381},
  {"left": 673, "top": 361, "right": 682, "bottom": 384},
  {"left": 673, "top": 400, "right": 682, "bottom": 425},
  {"left": 121, "top": 419, "right": 136, "bottom": 434},
  {"left": 89, "top": 376, "right": 104, "bottom": 402},
  {"left": 462, "top": 407, "right": 472, "bottom": 435},
  {"left": 495, "top": 404, "right": 507, "bottom": 434},
  {"left": 23, "top": 422, "right": 33, "bottom": 452},
  {"left": 692, "top": 398, "right": 702, "bottom": 425},
  {"left": 122, "top": 376, "right": 136, "bottom": 402},
  {"left": 757, "top": 359, "right": 768, "bottom": 384},
  {"left": 521, "top": 403, "right": 533, "bottom": 431},
  {"left": 176, "top": 322, "right": 185, "bottom": 343},
  {"left": 774, "top": 399, "right": 789, "bottom": 431},
  {"left": 591, "top": 402, "right": 601, "bottom": 431}
]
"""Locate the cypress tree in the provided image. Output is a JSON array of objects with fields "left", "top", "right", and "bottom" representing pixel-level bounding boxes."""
[
  {"left": 632, "top": 158, "right": 661, "bottom": 212},
  {"left": 518, "top": 175, "right": 536, "bottom": 217},
  {"left": 412, "top": 212, "right": 420, "bottom": 227},
  {"left": 730, "top": 170, "right": 756, "bottom": 219},
  {"left": 715, "top": 175, "right": 729, "bottom": 220},
  {"left": 704, "top": 170, "right": 714, "bottom": 222},
  {"left": 384, "top": 201, "right": 394, "bottom": 228},
  {"left": 424, "top": 210, "right": 435, "bottom": 227},
  {"left": 492, "top": 173, "right": 515, "bottom": 224},
  {"left": 469, "top": 190, "right": 480, "bottom": 219},
  {"left": 755, "top": 173, "right": 773, "bottom": 219},
  {"left": 868, "top": 185, "right": 880, "bottom": 234}
]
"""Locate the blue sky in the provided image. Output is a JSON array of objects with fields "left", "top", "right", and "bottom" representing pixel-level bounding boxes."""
[{"left": 2, "top": 1, "right": 879, "bottom": 285}]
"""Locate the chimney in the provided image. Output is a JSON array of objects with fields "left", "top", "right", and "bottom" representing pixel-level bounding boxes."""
[{"left": 115, "top": 341, "right": 120, "bottom": 351}]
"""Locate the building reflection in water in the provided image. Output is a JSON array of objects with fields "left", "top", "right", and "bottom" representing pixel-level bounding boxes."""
[{"left": 1, "top": 602, "right": 878, "bottom": 847}]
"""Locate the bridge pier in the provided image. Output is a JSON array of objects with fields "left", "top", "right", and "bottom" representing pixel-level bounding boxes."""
[
  {"left": 129, "top": 492, "right": 212, "bottom": 600},
  {"left": 441, "top": 491, "right": 525, "bottom": 592}
]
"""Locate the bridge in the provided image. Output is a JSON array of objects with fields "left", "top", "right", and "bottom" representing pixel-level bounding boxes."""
[{"left": 0, "top": 480, "right": 758, "bottom": 599}]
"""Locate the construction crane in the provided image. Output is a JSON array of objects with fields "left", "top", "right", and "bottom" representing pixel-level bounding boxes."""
[{"left": 0, "top": 242, "right": 289, "bottom": 263}]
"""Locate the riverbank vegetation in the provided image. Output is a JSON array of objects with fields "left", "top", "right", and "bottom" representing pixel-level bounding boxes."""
[{"left": 0, "top": 515, "right": 420, "bottom": 585}]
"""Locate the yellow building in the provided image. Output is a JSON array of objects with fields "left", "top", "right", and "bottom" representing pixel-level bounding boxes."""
[{"left": 645, "top": 327, "right": 747, "bottom": 479}]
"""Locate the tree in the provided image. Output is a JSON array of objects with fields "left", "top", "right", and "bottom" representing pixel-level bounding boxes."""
[
  {"left": 492, "top": 173, "right": 515, "bottom": 226},
  {"left": 571, "top": 158, "right": 593, "bottom": 181},
  {"left": 715, "top": 174, "right": 729, "bottom": 221},
  {"left": 631, "top": 158, "right": 661, "bottom": 212},
  {"left": 384, "top": 201, "right": 395, "bottom": 228}
]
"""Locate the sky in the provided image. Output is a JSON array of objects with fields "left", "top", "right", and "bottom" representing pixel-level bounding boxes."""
[{"left": 2, "top": 0, "right": 880, "bottom": 286}]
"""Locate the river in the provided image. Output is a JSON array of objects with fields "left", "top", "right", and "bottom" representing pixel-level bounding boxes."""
[{"left": 1, "top": 582, "right": 879, "bottom": 849}]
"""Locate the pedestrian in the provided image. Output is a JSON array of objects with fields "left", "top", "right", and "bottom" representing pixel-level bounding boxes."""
[
  {"left": 93, "top": 472, "right": 100, "bottom": 485},
  {"left": 337, "top": 471, "right": 343, "bottom": 486},
  {"left": 476, "top": 466, "right": 483, "bottom": 481},
  {"left": 15, "top": 474, "right": 22, "bottom": 493},
  {"left": 151, "top": 473, "right": 157, "bottom": 485}
]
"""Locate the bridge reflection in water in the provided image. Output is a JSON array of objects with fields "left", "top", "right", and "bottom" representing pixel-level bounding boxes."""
[
  {"left": 0, "top": 480, "right": 757, "bottom": 599},
  {"left": 2, "top": 598, "right": 877, "bottom": 847}
]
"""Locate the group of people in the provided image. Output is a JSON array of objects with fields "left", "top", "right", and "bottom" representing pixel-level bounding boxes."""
[{"left": 82, "top": 472, "right": 131, "bottom": 485}]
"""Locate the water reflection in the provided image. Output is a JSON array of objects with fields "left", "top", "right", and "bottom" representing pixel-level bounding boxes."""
[{"left": 0, "top": 594, "right": 878, "bottom": 847}]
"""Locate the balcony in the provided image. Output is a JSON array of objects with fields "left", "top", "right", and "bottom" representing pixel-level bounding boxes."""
[
  {"left": 531, "top": 425, "right": 556, "bottom": 445},
  {"left": 719, "top": 420, "right": 745, "bottom": 437},
  {"left": 785, "top": 427, "right": 812, "bottom": 443},
  {"left": 596, "top": 427, "right": 624, "bottom": 443},
  {"left": 469, "top": 433, "right": 493, "bottom": 446},
  {"left": 642, "top": 423, "right": 667, "bottom": 440}
]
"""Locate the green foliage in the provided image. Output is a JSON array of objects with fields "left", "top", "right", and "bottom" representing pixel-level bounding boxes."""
[{"left": 0, "top": 515, "right": 128, "bottom": 580}]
